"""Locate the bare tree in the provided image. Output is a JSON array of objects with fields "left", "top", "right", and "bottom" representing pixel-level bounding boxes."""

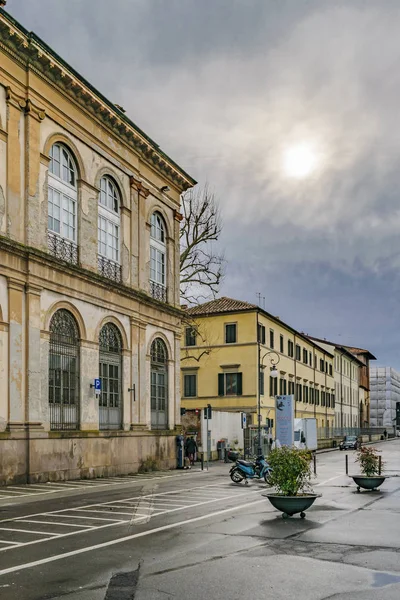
[{"left": 180, "top": 185, "right": 224, "bottom": 305}]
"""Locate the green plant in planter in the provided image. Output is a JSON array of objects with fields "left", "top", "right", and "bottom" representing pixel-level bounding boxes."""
[
  {"left": 356, "top": 446, "right": 383, "bottom": 476},
  {"left": 267, "top": 446, "right": 313, "bottom": 496}
]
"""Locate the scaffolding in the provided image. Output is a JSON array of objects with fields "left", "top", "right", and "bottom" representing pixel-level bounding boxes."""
[{"left": 370, "top": 367, "right": 400, "bottom": 427}]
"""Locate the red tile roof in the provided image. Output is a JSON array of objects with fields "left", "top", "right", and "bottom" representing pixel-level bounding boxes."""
[{"left": 185, "top": 297, "right": 257, "bottom": 316}]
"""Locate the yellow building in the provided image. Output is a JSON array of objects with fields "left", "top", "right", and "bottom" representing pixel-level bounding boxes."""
[
  {"left": 0, "top": 8, "right": 195, "bottom": 483},
  {"left": 181, "top": 298, "right": 335, "bottom": 437}
]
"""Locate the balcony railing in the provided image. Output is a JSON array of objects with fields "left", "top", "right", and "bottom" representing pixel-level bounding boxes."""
[
  {"left": 48, "top": 232, "right": 79, "bottom": 265},
  {"left": 98, "top": 255, "right": 122, "bottom": 283},
  {"left": 150, "top": 281, "right": 167, "bottom": 302}
]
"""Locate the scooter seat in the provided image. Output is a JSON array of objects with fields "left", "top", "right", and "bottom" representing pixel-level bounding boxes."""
[{"left": 237, "top": 459, "right": 253, "bottom": 467}]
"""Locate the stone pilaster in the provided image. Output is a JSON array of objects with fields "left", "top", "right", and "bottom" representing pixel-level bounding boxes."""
[
  {"left": 0, "top": 319, "right": 8, "bottom": 432},
  {"left": 25, "top": 284, "right": 44, "bottom": 427},
  {"left": 8, "top": 278, "right": 25, "bottom": 428},
  {"left": 174, "top": 331, "right": 181, "bottom": 427},
  {"left": 80, "top": 341, "right": 99, "bottom": 430},
  {"left": 78, "top": 180, "right": 99, "bottom": 273},
  {"left": 25, "top": 98, "right": 46, "bottom": 249},
  {"left": 6, "top": 87, "right": 25, "bottom": 242},
  {"left": 131, "top": 176, "right": 150, "bottom": 294}
]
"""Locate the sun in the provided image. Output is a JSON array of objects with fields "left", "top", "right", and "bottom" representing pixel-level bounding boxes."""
[{"left": 283, "top": 143, "right": 318, "bottom": 178}]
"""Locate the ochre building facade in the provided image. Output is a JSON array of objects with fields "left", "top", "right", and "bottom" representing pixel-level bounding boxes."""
[{"left": 0, "top": 9, "right": 195, "bottom": 483}]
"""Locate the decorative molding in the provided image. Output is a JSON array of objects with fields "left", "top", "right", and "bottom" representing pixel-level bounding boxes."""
[
  {"left": 5, "top": 85, "right": 26, "bottom": 110},
  {"left": 0, "top": 128, "right": 7, "bottom": 142},
  {"left": 5, "top": 86, "right": 45, "bottom": 121},
  {"left": 25, "top": 98, "right": 45, "bottom": 121},
  {"left": 0, "top": 14, "right": 195, "bottom": 192},
  {"left": 130, "top": 175, "right": 150, "bottom": 197},
  {"left": 174, "top": 209, "right": 183, "bottom": 222}
]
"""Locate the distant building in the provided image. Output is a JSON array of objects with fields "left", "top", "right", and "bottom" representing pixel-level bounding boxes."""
[
  {"left": 181, "top": 297, "right": 336, "bottom": 447},
  {"left": 308, "top": 338, "right": 375, "bottom": 429},
  {"left": 370, "top": 367, "right": 400, "bottom": 427}
]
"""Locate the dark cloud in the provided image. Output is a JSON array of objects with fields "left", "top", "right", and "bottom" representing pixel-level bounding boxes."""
[{"left": 7, "top": 0, "right": 400, "bottom": 367}]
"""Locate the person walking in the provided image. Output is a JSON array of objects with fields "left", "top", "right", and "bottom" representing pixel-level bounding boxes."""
[
  {"left": 186, "top": 436, "right": 198, "bottom": 466},
  {"left": 383, "top": 429, "right": 388, "bottom": 440}
]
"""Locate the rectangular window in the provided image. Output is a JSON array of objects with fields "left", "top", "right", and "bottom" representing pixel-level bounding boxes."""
[
  {"left": 288, "top": 340, "right": 294, "bottom": 358},
  {"left": 315, "top": 389, "right": 320, "bottom": 405},
  {"left": 288, "top": 381, "right": 295, "bottom": 395},
  {"left": 279, "top": 378, "right": 284, "bottom": 395},
  {"left": 218, "top": 372, "right": 242, "bottom": 396},
  {"left": 321, "top": 391, "right": 326, "bottom": 407},
  {"left": 309, "top": 352, "right": 312, "bottom": 367},
  {"left": 326, "top": 393, "right": 330, "bottom": 408},
  {"left": 304, "top": 385, "right": 308, "bottom": 403},
  {"left": 48, "top": 187, "right": 77, "bottom": 242},
  {"left": 184, "top": 374, "right": 197, "bottom": 397},
  {"left": 310, "top": 387, "right": 314, "bottom": 404},
  {"left": 185, "top": 327, "right": 197, "bottom": 347},
  {"left": 269, "top": 329, "right": 274, "bottom": 349},
  {"left": 269, "top": 376, "right": 278, "bottom": 396},
  {"left": 296, "top": 383, "right": 302, "bottom": 402},
  {"left": 332, "top": 394, "right": 335, "bottom": 408},
  {"left": 225, "top": 323, "right": 237, "bottom": 344},
  {"left": 99, "top": 215, "right": 119, "bottom": 263},
  {"left": 280, "top": 335, "right": 284, "bottom": 353},
  {"left": 320, "top": 358, "right": 324, "bottom": 372},
  {"left": 258, "top": 324, "right": 266, "bottom": 344},
  {"left": 329, "top": 364, "right": 333, "bottom": 376},
  {"left": 295, "top": 345, "right": 301, "bottom": 361},
  {"left": 325, "top": 361, "right": 328, "bottom": 373},
  {"left": 303, "top": 348, "right": 308, "bottom": 364},
  {"left": 259, "top": 371, "right": 265, "bottom": 395}
]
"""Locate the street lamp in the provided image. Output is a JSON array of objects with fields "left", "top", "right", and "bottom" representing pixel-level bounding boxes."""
[{"left": 257, "top": 348, "right": 280, "bottom": 456}]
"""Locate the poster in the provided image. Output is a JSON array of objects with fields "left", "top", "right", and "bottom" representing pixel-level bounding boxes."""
[{"left": 275, "top": 395, "right": 294, "bottom": 446}]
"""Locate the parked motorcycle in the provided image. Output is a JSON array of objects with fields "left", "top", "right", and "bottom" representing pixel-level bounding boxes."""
[{"left": 229, "top": 455, "right": 272, "bottom": 484}]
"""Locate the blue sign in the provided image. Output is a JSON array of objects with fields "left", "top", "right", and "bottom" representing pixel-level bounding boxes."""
[
  {"left": 275, "top": 395, "right": 294, "bottom": 446},
  {"left": 94, "top": 378, "right": 101, "bottom": 391}
]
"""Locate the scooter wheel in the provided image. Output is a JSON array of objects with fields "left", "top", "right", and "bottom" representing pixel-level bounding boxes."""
[
  {"left": 230, "top": 468, "right": 244, "bottom": 484},
  {"left": 300, "top": 512, "right": 306, "bottom": 519},
  {"left": 282, "top": 512, "right": 289, "bottom": 519}
]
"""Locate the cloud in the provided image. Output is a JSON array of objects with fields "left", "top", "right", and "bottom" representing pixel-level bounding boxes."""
[{"left": 7, "top": 0, "right": 400, "bottom": 367}]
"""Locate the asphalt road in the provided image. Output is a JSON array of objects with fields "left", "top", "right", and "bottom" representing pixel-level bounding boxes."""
[{"left": 0, "top": 440, "right": 399, "bottom": 600}]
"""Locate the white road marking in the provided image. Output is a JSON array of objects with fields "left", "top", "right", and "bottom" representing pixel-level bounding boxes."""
[
  {"left": 0, "top": 527, "right": 61, "bottom": 536},
  {"left": 75, "top": 509, "right": 136, "bottom": 517},
  {"left": 45, "top": 514, "right": 121, "bottom": 522},
  {"left": 0, "top": 498, "right": 265, "bottom": 576},
  {"left": 316, "top": 475, "right": 344, "bottom": 487},
  {"left": 18, "top": 520, "right": 94, "bottom": 529},
  {"left": 0, "top": 540, "right": 21, "bottom": 546}
]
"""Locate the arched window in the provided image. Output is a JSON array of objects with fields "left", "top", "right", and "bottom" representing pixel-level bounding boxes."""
[
  {"left": 150, "top": 338, "right": 168, "bottom": 429},
  {"left": 48, "top": 309, "right": 80, "bottom": 430},
  {"left": 48, "top": 143, "right": 78, "bottom": 264},
  {"left": 98, "top": 176, "right": 121, "bottom": 282},
  {"left": 150, "top": 212, "right": 167, "bottom": 302},
  {"left": 99, "top": 323, "right": 123, "bottom": 430}
]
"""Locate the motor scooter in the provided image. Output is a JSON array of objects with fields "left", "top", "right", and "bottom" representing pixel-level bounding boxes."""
[{"left": 229, "top": 455, "right": 272, "bottom": 484}]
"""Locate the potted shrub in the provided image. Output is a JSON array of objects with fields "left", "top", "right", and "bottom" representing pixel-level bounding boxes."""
[
  {"left": 350, "top": 446, "right": 387, "bottom": 492},
  {"left": 264, "top": 446, "right": 319, "bottom": 519}
]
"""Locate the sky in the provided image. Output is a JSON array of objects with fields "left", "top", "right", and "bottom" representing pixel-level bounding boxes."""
[{"left": 6, "top": 0, "right": 400, "bottom": 369}]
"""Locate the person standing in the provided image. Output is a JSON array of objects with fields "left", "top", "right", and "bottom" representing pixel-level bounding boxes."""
[{"left": 186, "top": 436, "right": 198, "bottom": 465}]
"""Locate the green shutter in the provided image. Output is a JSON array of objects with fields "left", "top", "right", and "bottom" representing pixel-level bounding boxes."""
[
  {"left": 218, "top": 373, "right": 225, "bottom": 396},
  {"left": 237, "top": 372, "right": 243, "bottom": 396},
  {"left": 259, "top": 372, "right": 264, "bottom": 395}
]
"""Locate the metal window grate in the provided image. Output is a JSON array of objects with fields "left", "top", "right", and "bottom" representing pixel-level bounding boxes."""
[
  {"left": 150, "top": 281, "right": 167, "bottom": 302},
  {"left": 99, "top": 323, "right": 123, "bottom": 430},
  {"left": 98, "top": 255, "right": 122, "bottom": 282},
  {"left": 48, "top": 232, "right": 78, "bottom": 265},
  {"left": 49, "top": 309, "right": 80, "bottom": 431},
  {"left": 151, "top": 338, "right": 168, "bottom": 430}
]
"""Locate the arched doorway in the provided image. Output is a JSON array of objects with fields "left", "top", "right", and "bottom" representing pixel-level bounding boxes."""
[
  {"left": 48, "top": 309, "right": 80, "bottom": 430},
  {"left": 150, "top": 338, "right": 168, "bottom": 429},
  {"left": 99, "top": 323, "right": 123, "bottom": 430}
]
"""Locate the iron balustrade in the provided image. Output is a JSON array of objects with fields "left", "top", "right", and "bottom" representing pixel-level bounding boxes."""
[
  {"left": 150, "top": 281, "right": 167, "bottom": 302},
  {"left": 98, "top": 255, "right": 122, "bottom": 283},
  {"left": 48, "top": 232, "right": 78, "bottom": 265}
]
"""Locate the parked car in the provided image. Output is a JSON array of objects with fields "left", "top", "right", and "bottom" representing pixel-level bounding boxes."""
[{"left": 339, "top": 435, "right": 358, "bottom": 450}]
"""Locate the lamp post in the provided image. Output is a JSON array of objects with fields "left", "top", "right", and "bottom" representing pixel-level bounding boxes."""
[{"left": 257, "top": 347, "right": 280, "bottom": 456}]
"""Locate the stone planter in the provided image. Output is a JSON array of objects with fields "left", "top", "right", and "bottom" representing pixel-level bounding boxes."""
[
  {"left": 264, "top": 493, "right": 319, "bottom": 519},
  {"left": 351, "top": 475, "right": 387, "bottom": 493}
]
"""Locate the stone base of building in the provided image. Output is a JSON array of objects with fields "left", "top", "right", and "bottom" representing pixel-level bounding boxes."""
[{"left": 0, "top": 430, "right": 178, "bottom": 485}]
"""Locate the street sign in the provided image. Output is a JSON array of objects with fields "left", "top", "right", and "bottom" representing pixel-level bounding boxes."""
[
  {"left": 204, "top": 404, "right": 212, "bottom": 419},
  {"left": 94, "top": 378, "right": 101, "bottom": 396},
  {"left": 241, "top": 412, "right": 247, "bottom": 429},
  {"left": 275, "top": 395, "right": 294, "bottom": 446}
]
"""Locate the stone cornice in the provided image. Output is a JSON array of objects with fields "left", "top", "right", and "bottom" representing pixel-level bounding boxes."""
[
  {"left": 0, "top": 10, "right": 196, "bottom": 193},
  {"left": 130, "top": 175, "right": 150, "bottom": 198}
]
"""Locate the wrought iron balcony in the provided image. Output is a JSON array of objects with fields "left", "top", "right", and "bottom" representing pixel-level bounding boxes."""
[
  {"left": 98, "top": 255, "right": 122, "bottom": 283},
  {"left": 48, "top": 232, "right": 79, "bottom": 265},
  {"left": 150, "top": 281, "right": 167, "bottom": 302}
]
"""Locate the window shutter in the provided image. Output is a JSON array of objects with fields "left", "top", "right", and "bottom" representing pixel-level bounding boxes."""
[
  {"left": 237, "top": 372, "right": 243, "bottom": 396},
  {"left": 259, "top": 372, "right": 265, "bottom": 395},
  {"left": 218, "top": 373, "right": 225, "bottom": 396}
]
